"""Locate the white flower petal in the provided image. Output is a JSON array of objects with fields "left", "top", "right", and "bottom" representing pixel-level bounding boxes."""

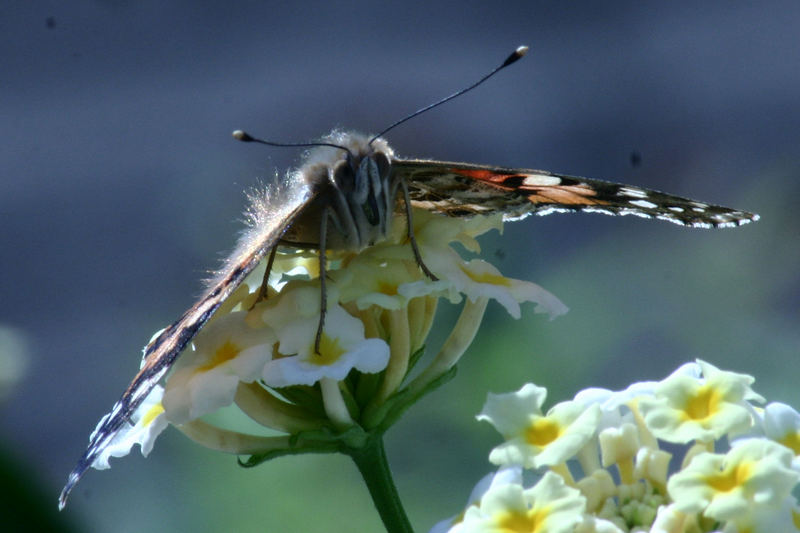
[{"left": 90, "top": 385, "right": 167, "bottom": 470}]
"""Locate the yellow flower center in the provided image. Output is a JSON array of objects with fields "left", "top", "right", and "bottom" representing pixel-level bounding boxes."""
[
  {"left": 704, "top": 461, "right": 753, "bottom": 493},
  {"left": 378, "top": 281, "right": 398, "bottom": 295},
  {"left": 197, "top": 340, "right": 241, "bottom": 372},
  {"left": 461, "top": 265, "right": 511, "bottom": 286},
  {"left": 496, "top": 507, "right": 549, "bottom": 532},
  {"left": 141, "top": 402, "right": 164, "bottom": 427},
  {"left": 525, "top": 417, "right": 562, "bottom": 447},
  {"left": 779, "top": 431, "right": 800, "bottom": 454},
  {"left": 311, "top": 333, "right": 345, "bottom": 365},
  {"left": 683, "top": 385, "right": 722, "bottom": 421}
]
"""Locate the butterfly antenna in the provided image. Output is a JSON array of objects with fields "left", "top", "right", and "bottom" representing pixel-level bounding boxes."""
[
  {"left": 368, "top": 45, "right": 529, "bottom": 145},
  {"left": 232, "top": 130, "right": 354, "bottom": 159}
]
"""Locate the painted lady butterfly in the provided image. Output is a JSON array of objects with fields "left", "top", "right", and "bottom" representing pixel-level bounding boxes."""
[{"left": 59, "top": 46, "right": 757, "bottom": 508}]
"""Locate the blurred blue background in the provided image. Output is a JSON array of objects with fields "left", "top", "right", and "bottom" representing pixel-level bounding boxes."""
[{"left": 1, "top": 1, "right": 798, "bottom": 531}]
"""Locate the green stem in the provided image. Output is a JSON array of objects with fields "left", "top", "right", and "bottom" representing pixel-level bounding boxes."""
[{"left": 347, "top": 436, "right": 414, "bottom": 533}]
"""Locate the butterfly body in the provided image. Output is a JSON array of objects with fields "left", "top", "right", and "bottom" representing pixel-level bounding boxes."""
[{"left": 59, "top": 129, "right": 757, "bottom": 508}]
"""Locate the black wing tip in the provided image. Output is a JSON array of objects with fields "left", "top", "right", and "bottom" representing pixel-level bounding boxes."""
[
  {"left": 705, "top": 210, "right": 760, "bottom": 228},
  {"left": 59, "top": 442, "right": 101, "bottom": 510},
  {"left": 58, "top": 467, "right": 85, "bottom": 510},
  {"left": 57, "top": 408, "right": 124, "bottom": 510},
  {"left": 658, "top": 209, "right": 760, "bottom": 228},
  {"left": 58, "top": 487, "right": 71, "bottom": 511}
]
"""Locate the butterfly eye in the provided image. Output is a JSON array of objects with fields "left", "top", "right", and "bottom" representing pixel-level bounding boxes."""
[
  {"left": 332, "top": 159, "right": 356, "bottom": 193},
  {"left": 372, "top": 151, "right": 391, "bottom": 182}
]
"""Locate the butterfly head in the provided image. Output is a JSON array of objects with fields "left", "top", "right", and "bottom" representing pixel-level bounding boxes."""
[{"left": 286, "top": 131, "right": 399, "bottom": 251}]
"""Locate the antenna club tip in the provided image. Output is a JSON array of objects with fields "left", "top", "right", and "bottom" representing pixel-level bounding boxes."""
[
  {"left": 232, "top": 130, "right": 252, "bottom": 142},
  {"left": 502, "top": 45, "right": 529, "bottom": 68}
]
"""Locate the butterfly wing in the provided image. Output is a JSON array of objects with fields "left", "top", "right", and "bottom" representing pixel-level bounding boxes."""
[
  {"left": 393, "top": 159, "right": 758, "bottom": 227},
  {"left": 59, "top": 182, "right": 314, "bottom": 509}
]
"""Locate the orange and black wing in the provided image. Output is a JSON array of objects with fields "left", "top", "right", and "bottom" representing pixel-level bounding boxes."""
[{"left": 394, "top": 159, "right": 758, "bottom": 228}]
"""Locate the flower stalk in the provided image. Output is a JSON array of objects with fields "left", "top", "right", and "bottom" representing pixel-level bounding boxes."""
[{"left": 347, "top": 436, "right": 414, "bottom": 533}]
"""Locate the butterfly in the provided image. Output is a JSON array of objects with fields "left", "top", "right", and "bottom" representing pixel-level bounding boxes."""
[{"left": 59, "top": 46, "right": 758, "bottom": 508}]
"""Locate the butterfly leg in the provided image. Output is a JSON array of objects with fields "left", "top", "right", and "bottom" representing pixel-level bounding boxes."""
[
  {"left": 400, "top": 178, "right": 438, "bottom": 281},
  {"left": 248, "top": 245, "right": 279, "bottom": 310},
  {"left": 314, "top": 206, "right": 330, "bottom": 354}
]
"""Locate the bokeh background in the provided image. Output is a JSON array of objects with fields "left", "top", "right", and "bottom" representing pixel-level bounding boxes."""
[{"left": 2, "top": 1, "right": 798, "bottom": 531}]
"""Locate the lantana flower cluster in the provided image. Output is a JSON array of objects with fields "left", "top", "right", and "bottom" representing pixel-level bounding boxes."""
[
  {"left": 433, "top": 360, "right": 800, "bottom": 533},
  {"left": 86, "top": 209, "right": 567, "bottom": 472}
]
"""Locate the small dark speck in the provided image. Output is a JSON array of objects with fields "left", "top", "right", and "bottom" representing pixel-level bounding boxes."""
[
  {"left": 630, "top": 150, "right": 642, "bottom": 168},
  {"left": 494, "top": 248, "right": 506, "bottom": 260},
  {"left": 46, "top": 16, "right": 56, "bottom": 29}
]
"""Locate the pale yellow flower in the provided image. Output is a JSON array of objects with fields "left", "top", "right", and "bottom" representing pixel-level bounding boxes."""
[
  {"left": 478, "top": 383, "right": 601, "bottom": 469},
  {"left": 639, "top": 360, "right": 763, "bottom": 443},
  {"left": 461, "top": 472, "right": 586, "bottom": 533},
  {"left": 667, "top": 438, "right": 799, "bottom": 521}
]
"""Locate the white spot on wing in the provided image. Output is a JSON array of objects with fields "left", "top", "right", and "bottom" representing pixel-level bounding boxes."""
[
  {"left": 630, "top": 199, "right": 658, "bottom": 209},
  {"left": 622, "top": 210, "right": 654, "bottom": 220},
  {"left": 505, "top": 211, "right": 533, "bottom": 222},
  {"left": 522, "top": 174, "right": 561, "bottom": 186},
  {"left": 619, "top": 187, "right": 648, "bottom": 199},
  {"left": 581, "top": 207, "right": 616, "bottom": 216},
  {"left": 535, "top": 206, "right": 572, "bottom": 216}
]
